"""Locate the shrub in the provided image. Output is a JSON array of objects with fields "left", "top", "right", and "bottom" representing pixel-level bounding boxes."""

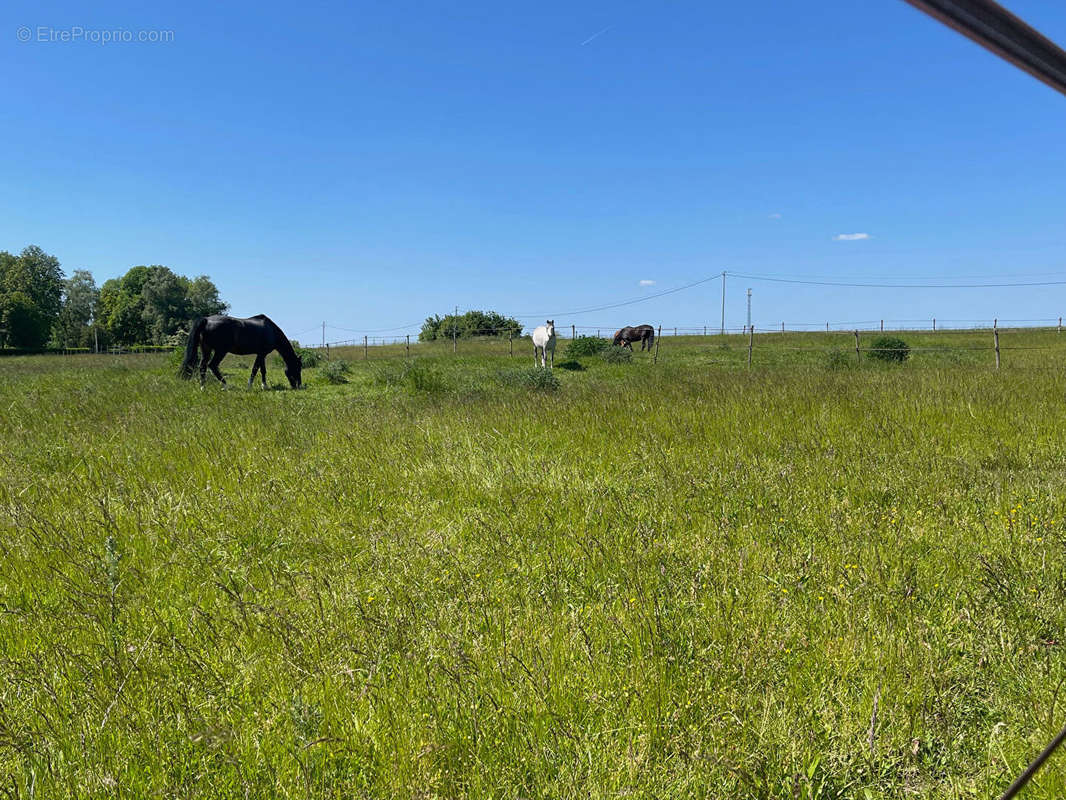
[
  {"left": 291, "top": 341, "right": 323, "bottom": 368},
  {"left": 496, "top": 367, "right": 560, "bottom": 391},
  {"left": 419, "top": 310, "right": 523, "bottom": 341},
  {"left": 866, "top": 336, "right": 910, "bottom": 364},
  {"left": 320, "top": 359, "right": 351, "bottom": 384},
  {"left": 600, "top": 346, "right": 633, "bottom": 365},
  {"left": 565, "top": 336, "right": 609, "bottom": 358}
]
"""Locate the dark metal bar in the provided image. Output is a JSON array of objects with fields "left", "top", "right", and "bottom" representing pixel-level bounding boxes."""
[
  {"left": 902, "top": 0, "right": 1066, "bottom": 96},
  {"left": 997, "top": 722, "right": 1066, "bottom": 800}
]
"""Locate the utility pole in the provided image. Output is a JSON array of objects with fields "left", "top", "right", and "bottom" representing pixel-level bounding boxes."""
[
  {"left": 720, "top": 271, "right": 726, "bottom": 335},
  {"left": 746, "top": 288, "right": 752, "bottom": 333}
]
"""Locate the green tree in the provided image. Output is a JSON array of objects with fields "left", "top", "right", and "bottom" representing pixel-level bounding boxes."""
[
  {"left": 99, "top": 266, "right": 228, "bottom": 345},
  {"left": 51, "top": 270, "right": 100, "bottom": 349},
  {"left": 186, "top": 274, "right": 228, "bottom": 320},
  {"left": 419, "top": 310, "right": 523, "bottom": 341},
  {"left": 0, "top": 245, "right": 64, "bottom": 348},
  {"left": 141, "top": 267, "right": 191, "bottom": 344}
]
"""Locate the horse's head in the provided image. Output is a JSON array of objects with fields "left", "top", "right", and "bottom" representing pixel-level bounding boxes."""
[
  {"left": 546, "top": 320, "right": 555, "bottom": 337},
  {"left": 613, "top": 329, "right": 624, "bottom": 345},
  {"left": 286, "top": 357, "right": 303, "bottom": 389}
]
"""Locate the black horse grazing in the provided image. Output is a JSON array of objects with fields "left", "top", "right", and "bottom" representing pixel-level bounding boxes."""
[
  {"left": 180, "top": 314, "right": 302, "bottom": 389},
  {"left": 612, "top": 324, "right": 656, "bottom": 351}
]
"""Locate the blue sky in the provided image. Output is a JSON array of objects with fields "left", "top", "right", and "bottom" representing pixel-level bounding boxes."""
[{"left": 3, "top": 0, "right": 1065, "bottom": 340}]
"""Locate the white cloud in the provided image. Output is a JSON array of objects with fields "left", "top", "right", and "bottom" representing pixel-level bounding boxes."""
[
  {"left": 833, "top": 233, "right": 870, "bottom": 241},
  {"left": 639, "top": 279, "right": 656, "bottom": 286},
  {"left": 768, "top": 213, "right": 782, "bottom": 219}
]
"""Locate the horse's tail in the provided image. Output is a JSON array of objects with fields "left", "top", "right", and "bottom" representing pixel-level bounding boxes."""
[
  {"left": 179, "top": 317, "right": 207, "bottom": 378},
  {"left": 646, "top": 328, "right": 655, "bottom": 349}
]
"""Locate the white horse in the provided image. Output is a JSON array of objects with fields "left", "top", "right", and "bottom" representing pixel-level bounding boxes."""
[{"left": 531, "top": 320, "right": 556, "bottom": 369}]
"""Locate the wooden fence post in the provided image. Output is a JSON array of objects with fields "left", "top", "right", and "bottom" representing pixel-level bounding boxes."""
[
  {"left": 854, "top": 330, "right": 860, "bottom": 363},
  {"left": 826, "top": 322, "right": 830, "bottom": 333},
  {"left": 571, "top": 324, "right": 576, "bottom": 340},
  {"left": 994, "top": 328, "right": 1000, "bottom": 369},
  {"left": 747, "top": 326, "right": 754, "bottom": 368},
  {"left": 1059, "top": 316, "right": 1062, "bottom": 333},
  {"left": 674, "top": 327, "right": 677, "bottom": 337},
  {"left": 932, "top": 318, "right": 936, "bottom": 332},
  {"left": 364, "top": 336, "right": 368, "bottom": 360},
  {"left": 326, "top": 343, "right": 330, "bottom": 360},
  {"left": 781, "top": 321, "right": 785, "bottom": 333},
  {"left": 452, "top": 328, "right": 457, "bottom": 354},
  {"left": 509, "top": 332, "right": 513, "bottom": 357},
  {"left": 880, "top": 319, "right": 884, "bottom": 332},
  {"left": 654, "top": 325, "right": 661, "bottom": 364},
  {"left": 406, "top": 335, "right": 410, "bottom": 358}
]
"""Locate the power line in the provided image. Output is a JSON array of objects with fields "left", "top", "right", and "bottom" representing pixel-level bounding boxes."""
[
  {"left": 327, "top": 321, "right": 424, "bottom": 334},
  {"left": 514, "top": 275, "right": 720, "bottom": 318},
  {"left": 730, "top": 271, "right": 1066, "bottom": 289},
  {"left": 902, "top": 0, "right": 1066, "bottom": 98}
]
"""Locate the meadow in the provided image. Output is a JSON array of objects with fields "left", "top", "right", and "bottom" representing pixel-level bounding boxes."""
[{"left": 2, "top": 329, "right": 1065, "bottom": 798}]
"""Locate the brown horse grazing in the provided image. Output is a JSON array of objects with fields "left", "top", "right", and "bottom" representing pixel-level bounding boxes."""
[
  {"left": 612, "top": 324, "right": 656, "bottom": 351},
  {"left": 180, "top": 314, "right": 302, "bottom": 389}
]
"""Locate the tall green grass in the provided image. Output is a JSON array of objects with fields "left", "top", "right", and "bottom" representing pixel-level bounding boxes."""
[{"left": 1, "top": 331, "right": 1065, "bottom": 797}]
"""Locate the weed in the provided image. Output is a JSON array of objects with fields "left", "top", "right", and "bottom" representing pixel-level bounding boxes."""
[
  {"left": 496, "top": 366, "right": 561, "bottom": 391},
  {"left": 600, "top": 345, "right": 633, "bottom": 364},
  {"left": 319, "top": 358, "right": 351, "bottom": 384}
]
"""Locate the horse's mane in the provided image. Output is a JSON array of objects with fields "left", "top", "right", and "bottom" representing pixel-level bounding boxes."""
[{"left": 253, "top": 315, "right": 298, "bottom": 363}]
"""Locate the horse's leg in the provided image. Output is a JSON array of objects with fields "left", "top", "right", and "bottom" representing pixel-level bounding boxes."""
[
  {"left": 549, "top": 345, "right": 554, "bottom": 370},
  {"left": 534, "top": 344, "right": 539, "bottom": 367},
  {"left": 249, "top": 355, "right": 265, "bottom": 388},
  {"left": 208, "top": 352, "right": 227, "bottom": 388},
  {"left": 198, "top": 349, "right": 211, "bottom": 389},
  {"left": 259, "top": 354, "right": 268, "bottom": 388}
]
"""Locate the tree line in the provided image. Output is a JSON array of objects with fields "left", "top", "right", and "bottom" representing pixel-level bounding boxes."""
[{"left": 0, "top": 245, "right": 227, "bottom": 350}]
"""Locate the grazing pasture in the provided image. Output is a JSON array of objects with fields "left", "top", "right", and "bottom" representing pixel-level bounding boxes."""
[{"left": 2, "top": 330, "right": 1066, "bottom": 798}]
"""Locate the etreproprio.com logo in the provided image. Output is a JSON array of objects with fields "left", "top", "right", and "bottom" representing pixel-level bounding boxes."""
[{"left": 17, "top": 26, "right": 174, "bottom": 44}]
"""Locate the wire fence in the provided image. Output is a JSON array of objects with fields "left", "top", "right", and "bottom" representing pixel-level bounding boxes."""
[
  {"left": 6, "top": 318, "right": 1065, "bottom": 367},
  {"left": 308, "top": 315, "right": 1066, "bottom": 348},
  {"left": 308, "top": 319, "right": 1066, "bottom": 371}
]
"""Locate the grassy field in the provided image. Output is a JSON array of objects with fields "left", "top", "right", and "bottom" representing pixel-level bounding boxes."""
[{"left": 2, "top": 329, "right": 1066, "bottom": 798}]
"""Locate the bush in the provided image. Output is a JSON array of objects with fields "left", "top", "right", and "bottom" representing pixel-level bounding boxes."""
[
  {"left": 866, "top": 336, "right": 910, "bottom": 363},
  {"left": 496, "top": 367, "right": 561, "bottom": 391},
  {"left": 419, "top": 310, "right": 523, "bottom": 341},
  {"left": 565, "top": 336, "right": 609, "bottom": 358},
  {"left": 600, "top": 346, "right": 633, "bottom": 365},
  {"left": 291, "top": 341, "right": 322, "bottom": 368},
  {"left": 320, "top": 359, "right": 351, "bottom": 384}
]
